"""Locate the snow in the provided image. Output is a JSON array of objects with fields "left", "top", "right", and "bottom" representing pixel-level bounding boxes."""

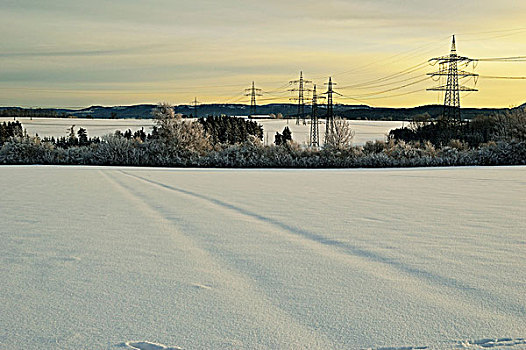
[
  {"left": 1, "top": 166, "right": 525, "bottom": 349},
  {"left": 0, "top": 117, "right": 404, "bottom": 145},
  {"left": 0, "top": 117, "right": 155, "bottom": 139},
  {"left": 257, "top": 119, "right": 404, "bottom": 145}
]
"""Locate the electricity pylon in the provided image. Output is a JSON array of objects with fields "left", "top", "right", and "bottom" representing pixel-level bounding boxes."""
[
  {"left": 427, "top": 35, "right": 478, "bottom": 123},
  {"left": 310, "top": 84, "right": 320, "bottom": 147},
  {"left": 289, "top": 71, "right": 312, "bottom": 125},
  {"left": 191, "top": 97, "right": 200, "bottom": 118},
  {"left": 323, "top": 77, "right": 341, "bottom": 144},
  {"left": 245, "top": 81, "right": 262, "bottom": 116}
]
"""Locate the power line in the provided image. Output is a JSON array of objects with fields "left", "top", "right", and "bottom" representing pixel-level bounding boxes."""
[
  {"left": 347, "top": 77, "right": 430, "bottom": 97},
  {"left": 338, "top": 61, "right": 429, "bottom": 90},
  {"left": 475, "top": 56, "right": 526, "bottom": 62},
  {"left": 257, "top": 97, "right": 287, "bottom": 102},
  {"left": 221, "top": 92, "right": 247, "bottom": 104},
  {"left": 336, "top": 93, "right": 375, "bottom": 105},
  {"left": 262, "top": 81, "right": 293, "bottom": 94},
  {"left": 479, "top": 75, "right": 526, "bottom": 79},
  {"left": 312, "top": 35, "right": 450, "bottom": 80},
  {"left": 340, "top": 88, "right": 425, "bottom": 101},
  {"left": 456, "top": 27, "right": 526, "bottom": 36},
  {"left": 459, "top": 28, "right": 526, "bottom": 42},
  {"left": 339, "top": 73, "right": 426, "bottom": 91}
]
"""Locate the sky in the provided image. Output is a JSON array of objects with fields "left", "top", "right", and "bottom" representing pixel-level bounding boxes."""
[{"left": 1, "top": 0, "right": 525, "bottom": 108}]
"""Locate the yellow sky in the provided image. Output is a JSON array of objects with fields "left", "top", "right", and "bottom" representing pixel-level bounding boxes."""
[{"left": 0, "top": 1, "right": 525, "bottom": 108}]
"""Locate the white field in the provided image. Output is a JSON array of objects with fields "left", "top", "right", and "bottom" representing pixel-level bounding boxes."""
[
  {"left": 0, "top": 117, "right": 154, "bottom": 140},
  {"left": 0, "top": 117, "right": 404, "bottom": 145},
  {"left": 257, "top": 119, "right": 404, "bottom": 145},
  {"left": 1, "top": 166, "right": 525, "bottom": 350}
]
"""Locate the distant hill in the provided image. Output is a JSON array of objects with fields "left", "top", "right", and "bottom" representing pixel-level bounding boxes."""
[
  {"left": 0, "top": 103, "right": 367, "bottom": 119},
  {"left": 0, "top": 102, "right": 523, "bottom": 121},
  {"left": 338, "top": 104, "right": 508, "bottom": 121}
]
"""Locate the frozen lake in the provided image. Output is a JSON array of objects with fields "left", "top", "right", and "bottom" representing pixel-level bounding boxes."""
[
  {"left": 1, "top": 166, "right": 525, "bottom": 349},
  {"left": 0, "top": 117, "right": 405, "bottom": 145}
]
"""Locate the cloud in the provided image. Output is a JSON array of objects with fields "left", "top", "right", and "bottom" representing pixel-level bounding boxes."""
[
  {"left": 1, "top": 0, "right": 525, "bottom": 107},
  {"left": 0, "top": 44, "right": 160, "bottom": 58}
]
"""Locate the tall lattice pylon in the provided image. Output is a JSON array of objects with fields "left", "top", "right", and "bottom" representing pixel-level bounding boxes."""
[
  {"left": 323, "top": 77, "right": 341, "bottom": 144},
  {"left": 310, "top": 84, "right": 320, "bottom": 147},
  {"left": 427, "top": 35, "right": 478, "bottom": 123},
  {"left": 289, "top": 71, "right": 312, "bottom": 125},
  {"left": 245, "top": 81, "right": 262, "bottom": 116}
]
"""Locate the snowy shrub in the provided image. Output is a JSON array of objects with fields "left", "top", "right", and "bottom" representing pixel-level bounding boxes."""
[
  {"left": 362, "top": 140, "right": 387, "bottom": 155},
  {"left": 0, "top": 136, "right": 54, "bottom": 164},
  {"left": 92, "top": 134, "right": 139, "bottom": 165},
  {"left": 423, "top": 141, "right": 437, "bottom": 157},
  {"left": 447, "top": 139, "right": 469, "bottom": 150}
]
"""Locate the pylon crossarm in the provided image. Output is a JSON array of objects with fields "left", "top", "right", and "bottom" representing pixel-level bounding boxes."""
[
  {"left": 427, "top": 87, "right": 478, "bottom": 92},
  {"left": 427, "top": 71, "right": 479, "bottom": 77},
  {"left": 429, "top": 56, "right": 474, "bottom": 63},
  {"left": 288, "top": 88, "right": 313, "bottom": 92}
]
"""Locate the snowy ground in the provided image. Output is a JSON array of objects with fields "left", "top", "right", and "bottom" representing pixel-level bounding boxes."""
[
  {"left": 257, "top": 119, "right": 404, "bottom": 146},
  {"left": 0, "top": 117, "right": 404, "bottom": 145},
  {"left": 0, "top": 117, "right": 154, "bottom": 139},
  {"left": 1, "top": 166, "right": 525, "bottom": 349}
]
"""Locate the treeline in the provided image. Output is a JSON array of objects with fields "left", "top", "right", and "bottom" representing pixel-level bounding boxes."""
[
  {"left": 0, "top": 108, "right": 72, "bottom": 119},
  {"left": 339, "top": 105, "right": 505, "bottom": 121},
  {"left": 0, "top": 104, "right": 525, "bottom": 167},
  {"left": 198, "top": 115, "right": 263, "bottom": 144},
  {"left": 389, "top": 110, "right": 526, "bottom": 146},
  {"left": 38, "top": 126, "right": 101, "bottom": 149}
]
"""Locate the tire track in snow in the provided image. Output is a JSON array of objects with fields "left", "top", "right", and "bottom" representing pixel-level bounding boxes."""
[
  {"left": 364, "top": 337, "right": 526, "bottom": 349},
  {"left": 120, "top": 170, "right": 526, "bottom": 320},
  {"left": 100, "top": 170, "right": 337, "bottom": 349}
]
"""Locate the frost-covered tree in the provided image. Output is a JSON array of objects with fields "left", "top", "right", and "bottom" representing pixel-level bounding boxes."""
[
  {"left": 494, "top": 109, "right": 526, "bottom": 141},
  {"left": 67, "top": 125, "right": 78, "bottom": 146},
  {"left": 152, "top": 102, "right": 211, "bottom": 155},
  {"left": 325, "top": 118, "right": 355, "bottom": 150}
]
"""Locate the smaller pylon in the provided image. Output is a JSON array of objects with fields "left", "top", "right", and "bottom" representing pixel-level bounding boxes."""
[
  {"left": 191, "top": 97, "right": 200, "bottom": 118},
  {"left": 323, "top": 77, "right": 341, "bottom": 144},
  {"left": 310, "top": 84, "right": 320, "bottom": 147},
  {"left": 289, "top": 71, "right": 312, "bottom": 125},
  {"left": 245, "top": 81, "right": 262, "bottom": 116}
]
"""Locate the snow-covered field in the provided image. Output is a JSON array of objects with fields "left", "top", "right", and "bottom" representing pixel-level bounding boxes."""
[
  {"left": 1, "top": 166, "right": 525, "bottom": 349},
  {"left": 257, "top": 119, "right": 404, "bottom": 145},
  {"left": 0, "top": 117, "right": 154, "bottom": 140},
  {"left": 0, "top": 117, "right": 404, "bottom": 145}
]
